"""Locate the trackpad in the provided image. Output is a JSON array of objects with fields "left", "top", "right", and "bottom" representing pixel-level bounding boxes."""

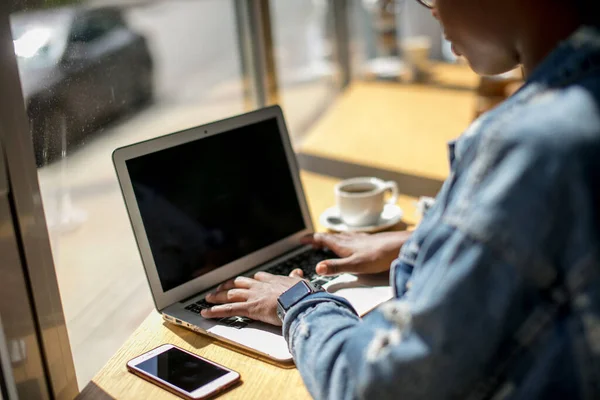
[{"left": 323, "top": 273, "right": 393, "bottom": 316}]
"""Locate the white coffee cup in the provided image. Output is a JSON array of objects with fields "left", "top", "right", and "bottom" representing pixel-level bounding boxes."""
[{"left": 335, "top": 177, "right": 399, "bottom": 227}]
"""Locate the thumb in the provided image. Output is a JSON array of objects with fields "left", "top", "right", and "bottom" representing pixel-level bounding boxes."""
[{"left": 316, "top": 256, "right": 360, "bottom": 276}]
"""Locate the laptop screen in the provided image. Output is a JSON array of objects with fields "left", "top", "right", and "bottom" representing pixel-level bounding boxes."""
[{"left": 126, "top": 118, "right": 306, "bottom": 292}]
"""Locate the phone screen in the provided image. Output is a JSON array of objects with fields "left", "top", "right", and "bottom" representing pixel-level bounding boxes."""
[{"left": 135, "top": 347, "right": 229, "bottom": 393}]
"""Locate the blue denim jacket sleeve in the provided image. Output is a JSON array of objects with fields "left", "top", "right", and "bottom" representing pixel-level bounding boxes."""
[
  {"left": 282, "top": 131, "right": 588, "bottom": 400},
  {"left": 282, "top": 27, "right": 600, "bottom": 400},
  {"left": 283, "top": 227, "right": 521, "bottom": 400}
]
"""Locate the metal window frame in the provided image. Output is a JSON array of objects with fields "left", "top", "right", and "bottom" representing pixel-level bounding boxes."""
[
  {"left": 234, "top": 0, "right": 353, "bottom": 111},
  {"left": 234, "top": 0, "right": 280, "bottom": 109},
  {"left": 332, "top": 0, "right": 352, "bottom": 88},
  {"left": 0, "top": 1, "right": 78, "bottom": 398}
]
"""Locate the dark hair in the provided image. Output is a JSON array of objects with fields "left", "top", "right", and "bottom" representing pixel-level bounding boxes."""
[{"left": 576, "top": 0, "right": 600, "bottom": 26}]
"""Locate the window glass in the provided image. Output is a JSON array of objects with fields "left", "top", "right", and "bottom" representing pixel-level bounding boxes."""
[
  {"left": 9, "top": 0, "right": 245, "bottom": 389},
  {"left": 270, "top": 0, "right": 339, "bottom": 142}
]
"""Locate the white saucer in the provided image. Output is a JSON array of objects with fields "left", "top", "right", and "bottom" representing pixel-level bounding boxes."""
[{"left": 319, "top": 204, "right": 404, "bottom": 233}]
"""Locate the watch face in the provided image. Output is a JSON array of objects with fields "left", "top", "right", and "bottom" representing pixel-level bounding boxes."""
[{"left": 278, "top": 281, "right": 312, "bottom": 310}]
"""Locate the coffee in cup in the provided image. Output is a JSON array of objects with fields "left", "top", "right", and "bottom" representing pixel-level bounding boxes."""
[{"left": 335, "top": 177, "right": 398, "bottom": 226}]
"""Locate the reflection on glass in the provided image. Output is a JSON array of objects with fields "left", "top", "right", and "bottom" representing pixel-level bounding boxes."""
[
  {"left": 270, "top": 0, "right": 338, "bottom": 140},
  {"left": 11, "top": 7, "right": 154, "bottom": 166},
  {"left": 13, "top": 27, "right": 52, "bottom": 58}
]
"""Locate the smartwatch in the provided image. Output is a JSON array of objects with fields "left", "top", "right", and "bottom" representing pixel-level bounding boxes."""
[{"left": 277, "top": 281, "right": 324, "bottom": 322}]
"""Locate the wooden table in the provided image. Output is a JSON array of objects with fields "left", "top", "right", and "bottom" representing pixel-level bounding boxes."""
[{"left": 79, "top": 70, "right": 476, "bottom": 400}]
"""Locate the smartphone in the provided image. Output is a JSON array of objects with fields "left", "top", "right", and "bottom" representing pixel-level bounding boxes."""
[{"left": 127, "top": 344, "right": 240, "bottom": 399}]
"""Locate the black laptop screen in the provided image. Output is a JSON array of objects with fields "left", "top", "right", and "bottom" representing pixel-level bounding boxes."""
[{"left": 126, "top": 118, "right": 306, "bottom": 292}]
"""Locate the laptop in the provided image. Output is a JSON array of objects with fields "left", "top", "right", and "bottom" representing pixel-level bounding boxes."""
[{"left": 113, "top": 106, "right": 393, "bottom": 364}]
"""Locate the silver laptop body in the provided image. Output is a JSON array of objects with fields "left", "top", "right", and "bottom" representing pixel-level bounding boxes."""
[{"left": 113, "top": 106, "right": 392, "bottom": 364}]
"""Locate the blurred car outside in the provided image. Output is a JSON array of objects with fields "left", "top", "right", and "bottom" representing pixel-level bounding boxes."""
[{"left": 11, "top": 5, "right": 154, "bottom": 166}]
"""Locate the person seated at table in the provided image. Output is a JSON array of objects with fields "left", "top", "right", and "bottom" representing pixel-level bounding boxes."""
[{"left": 201, "top": 0, "right": 600, "bottom": 398}]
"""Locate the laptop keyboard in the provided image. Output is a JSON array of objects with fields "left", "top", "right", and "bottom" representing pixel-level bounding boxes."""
[
  {"left": 185, "top": 299, "right": 253, "bottom": 329},
  {"left": 264, "top": 248, "right": 338, "bottom": 288},
  {"left": 184, "top": 248, "right": 338, "bottom": 329}
]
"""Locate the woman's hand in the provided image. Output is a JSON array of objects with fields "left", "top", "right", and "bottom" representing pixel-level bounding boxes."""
[
  {"left": 301, "top": 231, "right": 412, "bottom": 276},
  {"left": 201, "top": 270, "right": 305, "bottom": 326}
]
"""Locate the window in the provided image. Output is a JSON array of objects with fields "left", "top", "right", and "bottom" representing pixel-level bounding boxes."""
[
  {"left": 9, "top": 0, "right": 347, "bottom": 390},
  {"left": 270, "top": 0, "right": 339, "bottom": 141},
  {"left": 10, "top": 0, "right": 245, "bottom": 389}
]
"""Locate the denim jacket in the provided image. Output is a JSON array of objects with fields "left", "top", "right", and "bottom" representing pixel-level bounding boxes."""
[{"left": 283, "top": 27, "right": 600, "bottom": 400}]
